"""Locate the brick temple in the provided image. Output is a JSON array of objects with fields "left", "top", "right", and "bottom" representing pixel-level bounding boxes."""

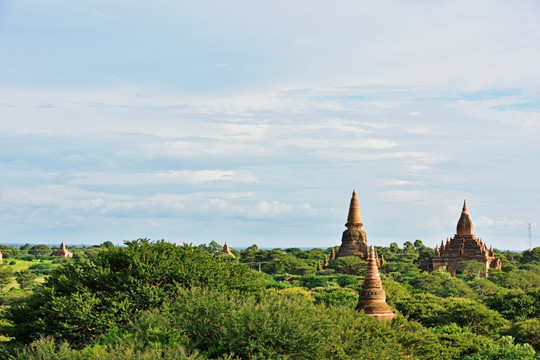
[
  {"left": 51, "top": 241, "right": 73, "bottom": 258},
  {"left": 432, "top": 200, "right": 501, "bottom": 277},
  {"left": 336, "top": 190, "right": 369, "bottom": 260}
]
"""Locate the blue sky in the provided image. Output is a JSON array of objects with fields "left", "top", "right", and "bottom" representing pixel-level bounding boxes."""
[{"left": 1, "top": 1, "right": 539, "bottom": 249}]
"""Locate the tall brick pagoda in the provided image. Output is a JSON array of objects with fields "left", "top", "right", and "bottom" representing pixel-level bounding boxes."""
[
  {"left": 335, "top": 190, "right": 369, "bottom": 260},
  {"left": 432, "top": 200, "right": 501, "bottom": 277},
  {"left": 356, "top": 245, "right": 395, "bottom": 320}
]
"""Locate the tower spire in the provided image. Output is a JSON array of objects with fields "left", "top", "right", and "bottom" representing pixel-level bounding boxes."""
[{"left": 345, "top": 190, "right": 363, "bottom": 230}]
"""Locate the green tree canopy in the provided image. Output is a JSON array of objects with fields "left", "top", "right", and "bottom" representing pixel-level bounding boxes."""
[
  {"left": 29, "top": 244, "right": 51, "bottom": 256},
  {"left": 4, "top": 239, "right": 266, "bottom": 346}
]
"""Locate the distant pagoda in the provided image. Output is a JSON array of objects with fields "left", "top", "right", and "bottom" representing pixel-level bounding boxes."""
[
  {"left": 356, "top": 245, "right": 395, "bottom": 320},
  {"left": 336, "top": 190, "right": 369, "bottom": 260},
  {"left": 432, "top": 200, "right": 501, "bottom": 277},
  {"left": 222, "top": 242, "right": 235, "bottom": 258},
  {"left": 51, "top": 241, "right": 73, "bottom": 258}
]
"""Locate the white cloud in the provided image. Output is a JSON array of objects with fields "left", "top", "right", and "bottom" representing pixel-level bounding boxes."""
[{"left": 67, "top": 170, "right": 259, "bottom": 186}]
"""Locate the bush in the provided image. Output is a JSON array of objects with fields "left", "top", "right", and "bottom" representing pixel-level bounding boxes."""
[
  {"left": 299, "top": 275, "right": 329, "bottom": 289},
  {"left": 335, "top": 274, "right": 358, "bottom": 287},
  {"left": 311, "top": 287, "right": 358, "bottom": 308}
]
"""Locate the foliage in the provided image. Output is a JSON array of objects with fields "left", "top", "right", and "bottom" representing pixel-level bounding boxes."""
[
  {"left": 468, "top": 278, "right": 500, "bottom": 300},
  {"left": 394, "top": 293, "right": 509, "bottom": 336},
  {"left": 461, "top": 336, "right": 536, "bottom": 360},
  {"left": 311, "top": 287, "right": 358, "bottom": 308},
  {"left": 409, "top": 271, "right": 477, "bottom": 298},
  {"left": 11, "top": 336, "right": 210, "bottom": 360},
  {"left": 28, "top": 245, "right": 51, "bottom": 257},
  {"left": 329, "top": 256, "right": 366, "bottom": 275},
  {"left": 27, "top": 263, "right": 55, "bottom": 276},
  {"left": 335, "top": 274, "right": 358, "bottom": 287},
  {"left": 3, "top": 239, "right": 265, "bottom": 347},
  {"left": 1, "top": 243, "right": 539, "bottom": 359},
  {"left": 0, "top": 266, "right": 14, "bottom": 290},
  {"left": 506, "top": 318, "right": 540, "bottom": 351},
  {"left": 521, "top": 247, "right": 540, "bottom": 265},
  {"left": 299, "top": 274, "right": 329, "bottom": 289},
  {"left": 457, "top": 260, "right": 488, "bottom": 278},
  {"left": 486, "top": 288, "right": 540, "bottom": 321},
  {"left": 14, "top": 270, "right": 37, "bottom": 290},
  {"left": 0, "top": 245, "right": 19, "bottom": 259}
]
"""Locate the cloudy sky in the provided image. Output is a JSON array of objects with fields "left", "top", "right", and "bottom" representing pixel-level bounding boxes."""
[{"left": 1, "top": 1, "right": 539, "bottom": 249}]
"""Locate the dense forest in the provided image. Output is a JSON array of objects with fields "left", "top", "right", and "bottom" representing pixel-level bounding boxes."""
[{"left": 0, "top": 240, "right": 539, "bottom": 359}]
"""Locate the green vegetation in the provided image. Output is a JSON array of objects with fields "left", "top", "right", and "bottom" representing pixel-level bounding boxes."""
[{"left": 0, "top": 240, "right": 538, "bottom": 359}]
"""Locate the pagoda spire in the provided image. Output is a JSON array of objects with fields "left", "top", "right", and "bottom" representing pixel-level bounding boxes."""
[
  {"left": 330, "top": 247, "right": 336, "bottom": 260},
  {"left": 345, "top": 190, "right": 363, "bottom": 230},
  {"left": 457, "top": 199, "right": 473, "bottom": 235},
  {"left": 323, "top": 254, "right": 329, "bottom": 269},
  {"left": 355, "top": 246, "right": 395, "bottom": 320},
  {"left": 222, "top": 242, "right": 235, "bottom": 258}
]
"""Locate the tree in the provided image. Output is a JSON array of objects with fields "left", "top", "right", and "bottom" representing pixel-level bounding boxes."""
[
  {"left": 403, "top": 241, "right": 415, "bottom": 253},
  {"left": 0, "top": 244, "right": 19, "bottom": 259},
  {"left": 0, "top": 265, "right": 14, "bottom": 290},
  {"left": 521, "top": 247, "right": 540, "bottom": 265},
  {"left": 507, "top": 318, "right": 540, "bottom": 351},
  {"left": 15, "top": 269, "right": 37, "bottom": 290},
  {"left": 329, "top": 256, "right": 367, "bottom": 275},
  {"left": 414, "top": 239, "right": 424, "bottom": 250},
  {"left": 101, "top": 241, "right": 115, "bottom": 248},
  {"left": 389, "top": 242, "right": 399, "bottom": 253},
  {"left": 468, "top": 278, "right": 500, "bottom": 300},
  {"left": 457, "top": 260, "right": 487, "bottom": 278},
  {"left": 487, "top": 289, "right": 540, "bottom": 321},
  {"left": 29, "top": 244, "right": 51, "bottom": 256}
]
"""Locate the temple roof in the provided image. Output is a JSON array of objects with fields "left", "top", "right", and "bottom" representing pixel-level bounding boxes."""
[
  {"left": 456, "top": 200, "right": 473, "bottom": 235},
  {"left": 345, "top": 190, "right": 363, "bottom": 230}
]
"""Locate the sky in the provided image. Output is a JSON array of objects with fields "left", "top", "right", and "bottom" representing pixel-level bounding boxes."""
[{"left": 1, "top": 0, "right": 539, "bottom": 250}]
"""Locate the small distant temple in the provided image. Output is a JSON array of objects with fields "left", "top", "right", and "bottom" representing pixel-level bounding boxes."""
[
  {"left": 0, "top": 250, "right": 3, "bottom": 261},
  {"left": 222, "top": 242, "right": 235, "bottom": 258},
  {"left": 356, "top": 245, "right": 395, "bottom": 320},
  {"left": 336, "top": 190, "right": 369, "bottom": 260},
  {"left": 51, "top": 241, "right": 73, "bottom": 258},
  {"left": 432, "top": 201, "right": 501, "bottom": 277}
]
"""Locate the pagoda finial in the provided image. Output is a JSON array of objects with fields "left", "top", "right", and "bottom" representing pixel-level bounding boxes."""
[
  {"left": 317, "top": 261, "right": 323, "bottom": 271},
  {"left": 345, "top": 190, "right": 363, "bottom": 230},
  {"left": 323, "top": 254, "right": 329, "bottom": 268},
  {"left": 330, "top": 247, "right": 336, "bottom": 260}
]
